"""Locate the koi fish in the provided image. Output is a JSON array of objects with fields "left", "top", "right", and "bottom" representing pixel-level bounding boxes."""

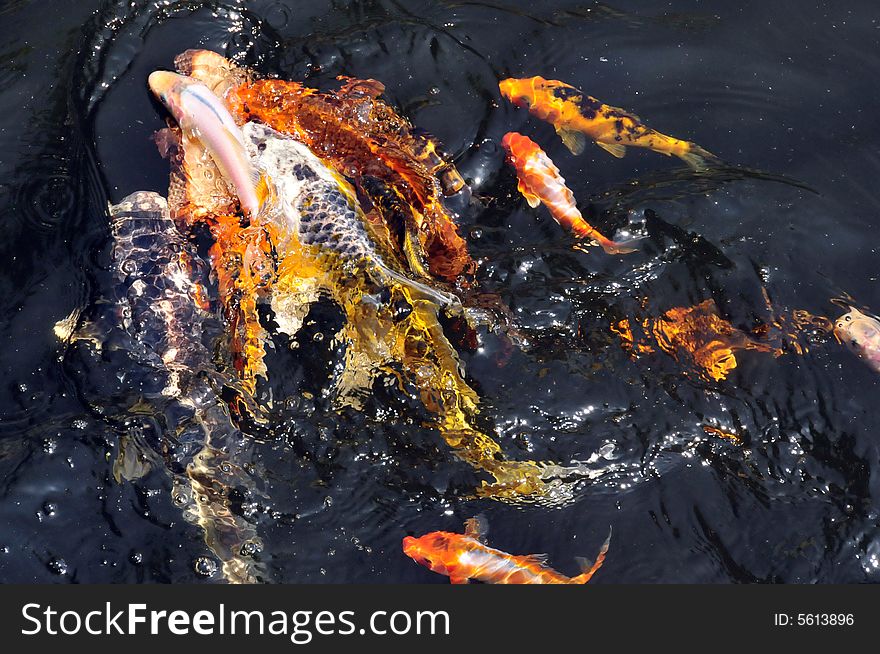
[
  {"left": 499, "top": 76, "right": 718, "bottom": 171},
  {"left": 108, "top": 191, "right": 264, "bottom": 583},
  {"left": 241, "top": 122, "right": 459, "bottom": 309},
  {"left": 501, "top": 132, "right": 638, "bottom": 254},
  {"left": 834, "top": 306, "right": 880, "bottom": 373},
  {"left": 148, "top": 70, "right": 266, "bottom": 217},
  {"left": 403, "top": 516, "right": 610, "bottom": 584}
]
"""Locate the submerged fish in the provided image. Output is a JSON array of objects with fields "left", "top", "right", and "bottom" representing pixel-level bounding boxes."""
[
  {"left": 613, "top": 299, "right": 783, "bottom": 382},
  {"left": 148, "top": 70, "right": 266, "bottom": 217},
  {"left": 501, "top": 131, "right": 637, "bottom": 254},
  {"left": 403, "top": 516, "right": 610, "bottom": 584},
  {"left": 106, "top": 191, "right": 264, "bottom": 583},
  {"left": 835, "top": 306, "right": 880, "bottom": 373},
  {"left": 499, "top": 76, "right": 718, "bottom": 171}
]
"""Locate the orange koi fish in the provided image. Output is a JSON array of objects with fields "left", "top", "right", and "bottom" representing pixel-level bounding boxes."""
[
  {"left": 403, "top": 516, "right": 610, "bottom": 584},
  {"left": 499, "top": 76, "right": 718, "bottom": 171},
  {"left": 501, "top": 132, "right": 637, "bottom": 254}
]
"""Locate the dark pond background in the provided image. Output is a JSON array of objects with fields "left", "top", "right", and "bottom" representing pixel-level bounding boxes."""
[{"left": 1, "top": 0, "right": 879, "bottom": 583}]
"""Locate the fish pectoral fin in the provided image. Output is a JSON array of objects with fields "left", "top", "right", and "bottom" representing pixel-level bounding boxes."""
[
  {"left": 556, "top": 127, "right": 587, "bottom": 156},
  {"left": 464, "top": 515, "right": 489, "bottom": 543},
  {"left": 449, "top": 575, "right": 470, "bottom": 584},
  {"left": 596, "top": 141, "right": 626, "bottom": 159},
  {"left": 518, "top": 186, "right": 542, "bottom": 208}
]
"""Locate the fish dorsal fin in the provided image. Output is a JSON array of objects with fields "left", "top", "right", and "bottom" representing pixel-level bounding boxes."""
[
  {"left": 521, "top": 553, "right": 550, "bottom": 566},
  {"left": 556, "top": 127, "right": 587, "bottom": 156},
  {"left": 607, "top": 103, "right": 642, "bottom": 123},
  {"left": 464, "top": 515, "right": 488, "bottom": 543},
  {"left": 596, "top": 141, "right": 626, "bottom": 159}
]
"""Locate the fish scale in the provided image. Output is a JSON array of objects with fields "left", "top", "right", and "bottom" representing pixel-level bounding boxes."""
[{"left": 110, "top": 191, "right": 212, "bottom": 374}]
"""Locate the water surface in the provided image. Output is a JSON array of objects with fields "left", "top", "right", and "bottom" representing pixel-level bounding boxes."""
[{"left": 1, "top": 0, "right": 879, "bottom": 583}]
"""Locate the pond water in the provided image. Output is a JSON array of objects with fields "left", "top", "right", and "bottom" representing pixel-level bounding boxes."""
[{"left": 1, "top": 0, "right": 879, "bottom": 582}]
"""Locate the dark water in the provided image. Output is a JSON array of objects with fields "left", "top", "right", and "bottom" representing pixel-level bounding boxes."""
[{"left": 2, "top": 0, "right": 879, "bottom": 583}]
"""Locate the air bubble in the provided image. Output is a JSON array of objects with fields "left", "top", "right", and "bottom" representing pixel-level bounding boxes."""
[
  {"left": 240, "top": 540, "right": 262, "bottom": 557},
  {"left": 194, "top": 556, "right": 218, "bottom": 577},
  {"left": 47, "top": 557, "right": 68, "bottom": 575}
]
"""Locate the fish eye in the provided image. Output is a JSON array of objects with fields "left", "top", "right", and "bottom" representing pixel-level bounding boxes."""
[{"left": 845, "top": 315, "right": 852, "bottom": 321}]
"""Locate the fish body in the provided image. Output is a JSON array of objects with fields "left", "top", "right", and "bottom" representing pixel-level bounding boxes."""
[
  {"left": 403, "top": 517, "right": 610, "bottom": 584},
  {"left": 148, "top": 70, "right": 264, "bottom": 217},
  {"left": 108, "top": 191, "right": 264, "bottom": 583},
  {"left": 242, "top": 122, "right": 457, "bottom": 307},
  {"left": 501, "top": 131, "right": 636, "bottom": 254},
  {"left": 499, "top": 76, "right": 717, "bottom": 170},
  {"left": 835, "top": 307, "right": 880, "bottom": 373}
]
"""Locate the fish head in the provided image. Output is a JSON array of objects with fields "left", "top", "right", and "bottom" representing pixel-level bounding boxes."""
[
  {"left": 148, "top": 71, "right": 192, "bottom": 125},
  {"left": 834, "top": 307, "right": 880, "bottom": 353},
  {"left": 402, "top": 532, "right": 457, "bottom": 576},
  {"left": 500, "top": 131, "right": 515, "bottom": 153},
  {"left": 499, "top": 77, "right": 540, "bottom": 109},
  {"left": 149, "top": 70, "right": 242, "bottom": 140},
  {"left": 500, "top": 131, "right": 540, "bottom": 166}
]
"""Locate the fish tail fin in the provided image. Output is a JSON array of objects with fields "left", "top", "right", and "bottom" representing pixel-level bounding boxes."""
[
  {"left": 581, "top": 231, "right": 641, "bottom": 256},
  {"left": 598, "top": 236, "right": 641, "bottom": 256},
  {"left": 571, "top": 527, "right": 612, "bottom": 584},
  {"left": 679, "top": 143, "right": 721, "bottom": 171}
]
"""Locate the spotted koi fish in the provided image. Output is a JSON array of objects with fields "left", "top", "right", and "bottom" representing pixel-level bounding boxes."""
[
  {"left": 108, "top": 191, "right": 264, "bottom": 584},
  {"left": 501, "top": 131, "right": 638, "bottom": 254},
  {"left": 835, "top": 306, "right": 880, "bottom": 373},
  {"left": 241, "top": 121, "right": 459, "bottom": 308},
  {"left": 403, "top": 516, "right": 611, "bottom": 584},
  {"left": 499, "top": 76, "right": 718, "bottom": 171}
]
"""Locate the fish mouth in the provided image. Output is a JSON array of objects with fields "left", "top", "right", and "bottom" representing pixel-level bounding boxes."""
[
  {"left": 402, "top": 537, "right": 431, "bottom": 567},
  {"left": 402, "top": 536, "right": 417, "bottom": 556},
  {"left": 148, "top": 70, "right": 178, "bottom": 97}
]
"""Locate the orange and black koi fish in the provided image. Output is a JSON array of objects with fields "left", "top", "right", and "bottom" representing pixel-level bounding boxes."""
[
  {"left": 501, "top": 131, "right": 638, "bottom": 254},
  {"left": 499, "top": 76, "right": 719, "bottom": 171},
  {"left": 403, "top": 516, "right": 611, "bottom": 584}
]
